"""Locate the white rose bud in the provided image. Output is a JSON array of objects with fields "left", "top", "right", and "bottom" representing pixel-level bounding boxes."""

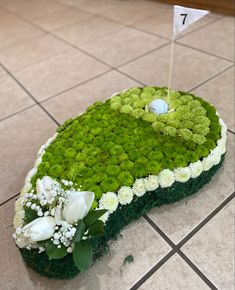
[
  {"left": 23, "top": 216, "right": 56, "bottom": 242},
  {"left": 62, "top": 191, "right": 94, "bottom": 224}
]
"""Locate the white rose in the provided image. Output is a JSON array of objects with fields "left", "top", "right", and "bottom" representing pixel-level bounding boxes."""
[
  {"left": 174, "top": 167, "right": 191, "bottom": 183},
  {"left": 36, "top": 176, "right": 59, "bottom": 201},
  {"left": 62, "top": 191, "right": 94, "bottom": 224},
  {"left": 190, "top": 161, "right": 203, "bottom": 178},
  {"left": 23, "top": 216, "right": 56, "bottom": 242},
  {"left": 159, "top": 169, "right": 175, "bottom": 188}
]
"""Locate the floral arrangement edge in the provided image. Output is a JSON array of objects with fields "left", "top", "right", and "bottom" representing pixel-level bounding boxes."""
[{"left": 19, "top": 154, "right": 225, "bottom": 279}]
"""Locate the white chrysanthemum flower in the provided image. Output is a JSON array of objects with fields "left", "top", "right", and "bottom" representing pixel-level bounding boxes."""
[
  {"left": 25, "top": 168, "right": 37, "bottom": 184},
  {"left": 159, "top": 169, "right": 175, "bottom": 188},
  {"left": 20, "top": 183, "right": 32, "bottom": 196},
  {"left": 133, "top": 179, "right": 146, "bottom": 197},
  {"left": 98, "top": 210, "right": 111, "bottom": 224},
  {"left": 45, "top": 137, "right": 53, "bottom": 147},
  {"left": 174, "top": 167, "right": 191, "bottom": 183},
  {"left": 118, "top": 186, "right": 133, "bottom": 205},
  {"left": 144, "top": 175, "right": 159, "bottom": 191},
  {"left": 219, "top": 118, "right": 227, "bottom": 133},
  {"left": 217, "top": 139, "right": 226, "bottom": 155},
  {"left": 34, "top": 157, "right": 42, "bottom": 168},
  {"left": 202, "top": 155, "right": 216, "bottom": 171},
  {"left": 37, "top": 144, "right": 46, "bottom": 157},
  {"left": 210, "top": 152, "right": 221, "bottom": 165},
  {"left": 99, "top": 192, "right": 119, "bottom": 212},
  {"left": 190, "top": 161, "right": 203, "bottom": 178}
]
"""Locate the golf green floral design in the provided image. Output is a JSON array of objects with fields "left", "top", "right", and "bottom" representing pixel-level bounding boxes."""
[{"left": 13, "top": 87, "right": 227, "bottom": 279}]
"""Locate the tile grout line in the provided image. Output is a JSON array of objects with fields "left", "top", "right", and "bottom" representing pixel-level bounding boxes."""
[
  {"left": 129, "top": 249, "right": 175, "bottom": 290},
  {"left": 188, "top": 63, "right": 234, "bottom": 92},
  {"left": 142, "top": 219, "right": 218, "bottom": 290},
  {"left": 228, "top": 129, "right": 235, "bottom": 135},
  {"left": 176, "top": 41, "right": 234, "bottom": 63},
  {"left": 0, "top": 103, "right": 37, "bottom": 122},
  {"left": 177, "top": 250, "right": 218, "bottom": 290},
  {"left": 39, "top": 68, "right": 114, "bottom": 103},
  {"left": 0, "top": 63, "right": 61, "bottom": 126},
  {"left": 176, "top": 191, "right": 235, "bottom": 248},
  {"left": 0, "top": 192, "right": 20, "bottom": 207},
  {"left": 139, "top": 192, "right": 235, "bottom": 289}
]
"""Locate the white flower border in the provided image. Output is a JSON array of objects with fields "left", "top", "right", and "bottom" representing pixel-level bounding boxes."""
[{"left": 14, "top": 86, "right": 227, "bottom": 230}]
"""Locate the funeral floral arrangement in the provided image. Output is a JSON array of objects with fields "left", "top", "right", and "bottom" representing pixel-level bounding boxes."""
[{"left": 13, "top": 87, "right": 227, "bottom": 279}]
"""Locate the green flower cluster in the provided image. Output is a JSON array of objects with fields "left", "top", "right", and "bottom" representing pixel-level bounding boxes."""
[
  {"left": 110, "top": 87, "right": 212, "bottom": 145},
  {"left": 31, "top": 87, "right": 221, "bottom": 200}
]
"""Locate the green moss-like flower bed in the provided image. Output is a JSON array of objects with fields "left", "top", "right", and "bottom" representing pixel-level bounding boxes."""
[{"left": 30, "top": 87, "right": 221, "bottom": 200}]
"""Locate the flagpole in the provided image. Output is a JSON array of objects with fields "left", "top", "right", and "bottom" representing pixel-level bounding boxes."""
[{"left": 167, "top": 36, "right": 175, "bottom": 105}]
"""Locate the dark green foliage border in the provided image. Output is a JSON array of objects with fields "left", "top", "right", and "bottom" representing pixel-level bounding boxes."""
[{"left": 20, "top": 155, "right": 225, "bottom": 279}]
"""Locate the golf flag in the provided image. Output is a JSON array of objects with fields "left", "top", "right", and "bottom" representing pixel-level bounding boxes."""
[{"left": 173, "top": 5, "right": 209, "bottom": 38}]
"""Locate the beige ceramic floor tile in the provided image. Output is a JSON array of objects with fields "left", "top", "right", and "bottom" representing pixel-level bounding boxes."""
[
  {"left": 53, "top": 16, "right": 124, "bottom": 46},
  {"left": 98, "top": 0, "right": 170, "bottom": 26},
  {"left": 0, "top": 65, "right": 6, "bottom": 78},
  {"left": 78, "top": 0, "right": 123, "bottom": 15},
  {"left": 32, "top": 8, "right": 92, "bottom": 31},
  {"left": 120, "top": 43, "right": 231, "bottom": 91},
  {"left": 134, "top": 9, "right": 216, "bottom": 39},
  {"left": 0, "top": 74, "right": 35, "bottom": 120},
  {"left": 79, "top": 27, "right": 168, "bottom": 67},
  {"left": 53, "top": 0, "right": 89, "bottom": 7},
  {"left": 4, "top": 0, "right": 65, "bottom": 21},
  {"left": 0, "top": 7, "right": 25, "bottom": 29},
  {"left": 1, "top": 218, "right": 170, "bottom": 290},
  {"left": 147, "top": 133, "right": 234, "bottom": 243},
  {"left": 182, "top": 200, "right": 234, "bottom": 290},
  {"left": 192, "top": 66, "right": 235, "bottom": 131},
  {"left": 14, "top": 49, "right": 109, "bottom": 101},
  {"left": 178, "top": 17, "right": 235, "bottom": 61},
  {"left": 0, "top": 34, "right": 71, "bottom": 72},
  {"left": 0, "top": 198, "right": 16, "bottom": 228},
  {"left": 0, "top": 19, "right": 44, "bottom": 50},
  {"left": 139, "top": 254, "right": 210, "bottom": 290},
  {"left": 0, "top": 106, "right": 57, "bottom": 204},
  {"left": 42, "top": 70, "right": 140, "bottom": 123}
]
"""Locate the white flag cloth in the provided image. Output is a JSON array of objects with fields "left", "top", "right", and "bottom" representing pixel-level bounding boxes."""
[{"left": 173, "top": 5, "right": 209, "bottom": 38}]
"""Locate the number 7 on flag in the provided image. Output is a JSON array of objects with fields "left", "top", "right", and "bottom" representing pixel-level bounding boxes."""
[{"left": 173, "top": 5, "right": 209, "bottom": 38}]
